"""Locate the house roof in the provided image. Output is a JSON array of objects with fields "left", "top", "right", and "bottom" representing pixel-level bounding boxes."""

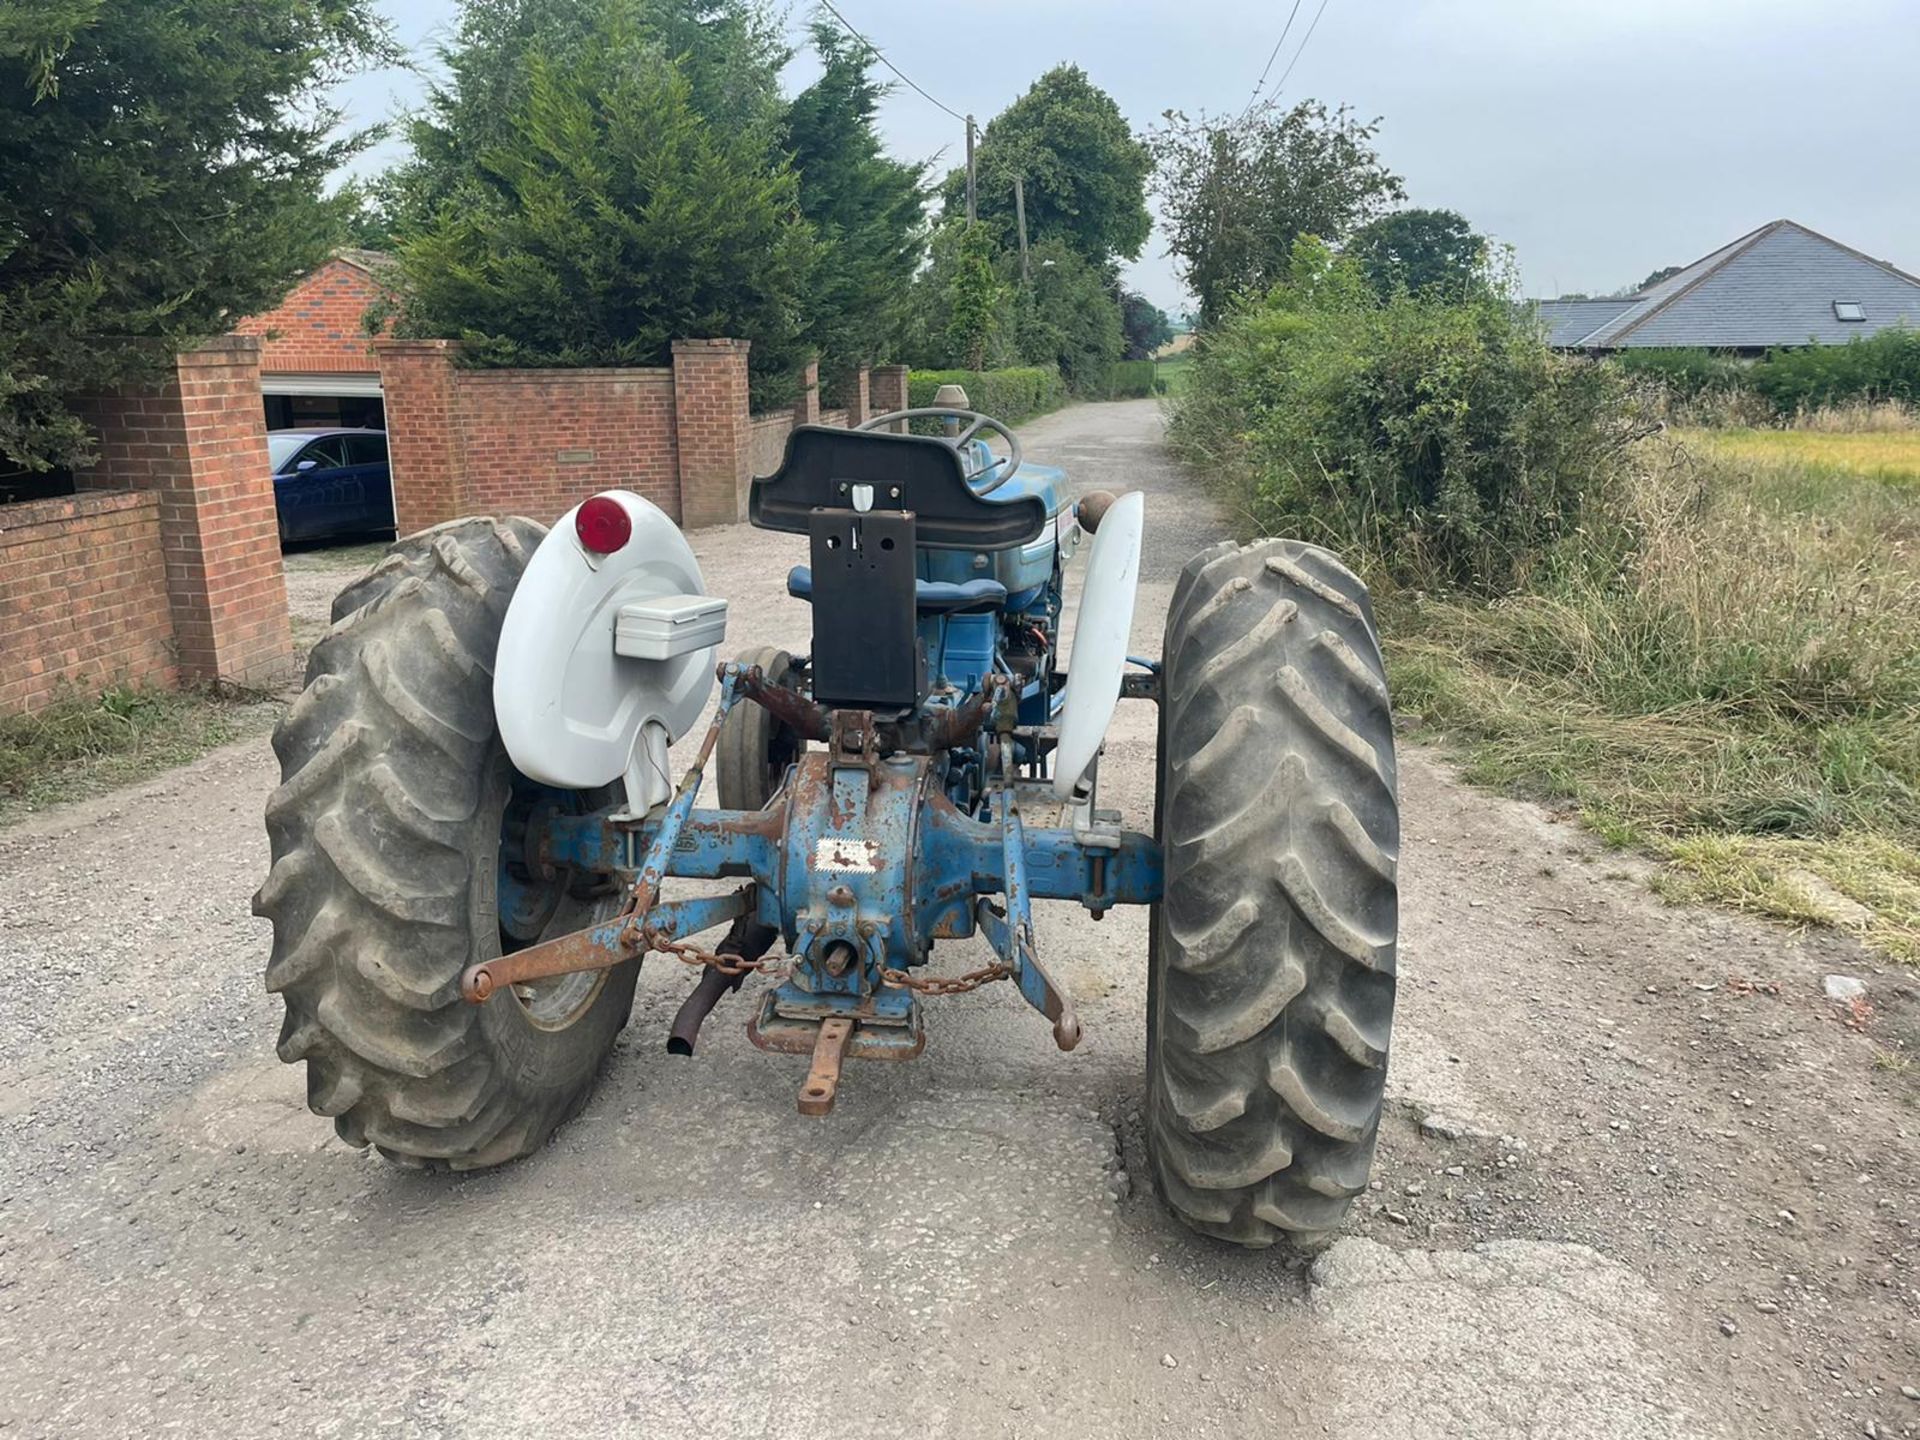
[
  {"left": 1532, "top": 298, "right": 1637, "bottom": 347},
  {"left": 1540, "top": 220, "right": 1920, "bottom": 350},
  {"left": 334, "top": 247, "right": 400, "bottom": 281}
]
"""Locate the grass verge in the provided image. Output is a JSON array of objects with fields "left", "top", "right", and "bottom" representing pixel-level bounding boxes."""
[
  {"left": 1154, "top": 352, "right": 1195, "bottom": 397},
  {"left": 1384, "top": 437, "right": 1920, "bottom": 962},
  {"left": 0, "top": 683, "right": 282, "bottom": 826}
]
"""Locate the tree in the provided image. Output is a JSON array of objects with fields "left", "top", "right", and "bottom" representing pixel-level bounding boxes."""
[
  {"left": 1, "top": 0, "right": 391, "bottom": 472},
  {"left": 382, "top": 0, "right": 789, "bottom": 234},
  {"left": 783, "top": 20, "right": 926, "bottom": 382},
  {"left": 941, "top": 65, "right": 1151, "bottom": 269},
  {"left": 1120, "top": 291, "right": 1173, "bottom": 360},
  {"left": 1634, "top": 264, "right": 1683, "bottom": 293},
  {"left": 1013, "top": 239, "right": 1123, "bottom": 392},
  {"left": 1346, "top": 208, "right": 1485, "bottom": 300},
  {"left": 1153, "top": 101, "right": 1404, "bottom": 325},
  {"left": 944, "top": 224, "right": 1003, "bottom": 372},
  {"left": 390, "top": 21, "right": 817, "bottom": 399}
]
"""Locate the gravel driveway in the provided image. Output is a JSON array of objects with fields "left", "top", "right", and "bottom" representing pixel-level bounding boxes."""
[{"left": 1, "top": 400, "right": 1914, "bottom": 1439}]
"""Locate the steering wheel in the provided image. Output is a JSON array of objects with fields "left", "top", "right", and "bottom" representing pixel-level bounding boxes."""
[{"left": 857, "top": 408, "right": 1024, "bottom": 496}]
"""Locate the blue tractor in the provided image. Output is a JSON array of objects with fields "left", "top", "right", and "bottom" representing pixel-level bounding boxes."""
[{"left": 256, "top": 397, "right": 1400, "bottom": 1247}]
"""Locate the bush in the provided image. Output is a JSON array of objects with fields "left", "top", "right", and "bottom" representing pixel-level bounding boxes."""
[
  {"left": 908, "top": 365, "right": 1066, "bottom": 425},
  {"left": 1614, "top": 329, "right": 1920, "bottom": 422},
  {"left": 1105, "top": 359, "right": 1156, "bottom": 399},
  {"left": 1613, "top": 347, "right": 1744, "bottom": 399},
  {"left": 1747, "top": 329, "right": 1920, "bottom": 413},
  {"left": 1168, "top": 238, "right": 1650, "bottom": 591}
]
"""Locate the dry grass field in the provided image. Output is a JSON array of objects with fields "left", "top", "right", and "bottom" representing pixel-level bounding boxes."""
[{"left": 1683, "top": 425, "right": 1920, "bottom": 486}]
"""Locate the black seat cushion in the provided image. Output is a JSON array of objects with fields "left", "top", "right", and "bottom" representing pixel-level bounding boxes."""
[{"left": 750, "top": 426, "right": 1045, "bottom": 552}]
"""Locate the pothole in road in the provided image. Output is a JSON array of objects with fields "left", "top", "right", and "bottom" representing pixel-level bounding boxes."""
[{"left": 171, "top": 1057, "right": 341, "bottom": 1156}]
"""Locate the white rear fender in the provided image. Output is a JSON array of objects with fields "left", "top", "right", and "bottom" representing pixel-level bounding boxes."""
[
  {"left": 1052, "top": 490, "right": 1145, "bottom": 801},
  {"left": 494, "top": 492, "right": 723, "bottom": 814}
]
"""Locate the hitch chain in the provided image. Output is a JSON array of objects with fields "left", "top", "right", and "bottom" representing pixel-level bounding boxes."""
[
  {"left": 645, "top": 926, "right": 1011, "bottom": 997},
  {"left": 880, "top": 963, "right": 1013, "bottom": 996},
  {"left": 647, "top": 929, "right": 792, "bottom": 981}
]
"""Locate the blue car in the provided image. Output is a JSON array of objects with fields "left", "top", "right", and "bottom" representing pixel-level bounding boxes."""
[{"left": 268, "top": 428, "right": 396, "bottom": 545}]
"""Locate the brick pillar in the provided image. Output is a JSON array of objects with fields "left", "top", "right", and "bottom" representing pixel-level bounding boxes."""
[
  {"left": 672, "top": 338, "right": 752, "bottom": 529},
  {"left": 841, "top": 367, "right": 871, "bottom": 429},
  {"left": 73, "top": 338, "right": 293, "bottom": 688},
  {"left": 870, "top": 364, "right": 910, "bottom": 433},
  {"left": 375, "top": 339, "right": 466, "bottom": 533},
  {"left": 792, "top": 359, "right": 820, "bottom": 427}
]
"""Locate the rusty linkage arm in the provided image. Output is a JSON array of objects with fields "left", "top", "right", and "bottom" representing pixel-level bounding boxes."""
[
  {"left": 461, "top": 886, "right": 757, "bottom": 1003},
  {"left": 462, "top": 662, "right": 750, "bottom": 1005},
  {"left": 736, "top": 663, "right": 1008, "bottom": 756},
  {"left": 734, "top": 662, "right": 830, "bottom": 741}
]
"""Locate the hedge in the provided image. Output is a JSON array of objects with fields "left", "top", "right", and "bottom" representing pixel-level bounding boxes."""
[
  {"left": 1105, "top": 359, "right": 1156, "bottom": 399},
  {"left": 907, "top": 365, "right": 1066, "bottom": 425},
  {"left": 1613, "top": 330, "right": 1920, "bottom": 414}
]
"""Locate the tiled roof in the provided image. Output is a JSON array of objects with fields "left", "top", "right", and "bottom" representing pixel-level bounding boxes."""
[
  {"left": 1541, "top": 221, "right": 1920, "bottom": 350},
  {"left": 334, "top": 247, "right": 401, "bottom": 279},
  {"left": 1532, "top": 298, "right": 1637, "bottom": 347}
]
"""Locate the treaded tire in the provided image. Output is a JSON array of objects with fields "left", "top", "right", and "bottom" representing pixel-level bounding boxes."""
[
  {"left": 716, "top": 645, "right": 801, "bottom": 811},
  {"left": 1148, "top": 538, "right": 1399, "bottom": 1248},
  {"left": 253, "top": 517, "right": 640, "bottom": 1170}
]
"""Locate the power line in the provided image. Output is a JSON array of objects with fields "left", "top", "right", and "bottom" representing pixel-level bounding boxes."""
[
  {"left": 814, "top": 0, "right": 967, "bottom": 123},
  {"left": 1267, "top": 0, "right": 1334, "bottom": 104},
  {"left": 1239, "top": 0, "right": 1304, "bottom": 120}
]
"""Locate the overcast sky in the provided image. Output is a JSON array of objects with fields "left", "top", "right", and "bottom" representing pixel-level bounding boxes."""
[{"left": 337, "top": 0, "right": 1920, "bottom": 315}]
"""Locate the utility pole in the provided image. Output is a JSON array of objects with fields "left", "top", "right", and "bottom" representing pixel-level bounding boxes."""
[
  {"left": 965, "top": 115, "right": 976, "bottom": 222},
  {"left": 1013, "top": 175, "right": 1030, "bottom": 284}
]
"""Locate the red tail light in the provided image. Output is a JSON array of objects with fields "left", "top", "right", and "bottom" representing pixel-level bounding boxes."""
[{"left": 575, "top": 495, "right": 632, "bottom": 555}]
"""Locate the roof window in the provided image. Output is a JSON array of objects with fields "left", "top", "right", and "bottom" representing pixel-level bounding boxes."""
[{"left": 1833, "top": 301, "right": 1866, "bottom": 322}]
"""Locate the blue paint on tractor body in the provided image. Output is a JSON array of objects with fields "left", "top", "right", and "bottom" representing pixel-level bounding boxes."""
[{"left": 526, "top": 448, "right": 1162, "bottom": 1052}]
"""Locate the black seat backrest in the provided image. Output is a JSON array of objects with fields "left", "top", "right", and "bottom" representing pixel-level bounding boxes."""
[{"left": 749, "top": 426, "right": 1045, "bottom": 552}]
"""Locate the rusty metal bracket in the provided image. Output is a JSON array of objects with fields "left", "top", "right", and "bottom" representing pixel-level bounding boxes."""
[
  {"left": 737, "top": 662, "right": 833, "bottom": 742},
  {"left": 828, "top": 708, "right": 880, "bottom": 765},
  {"left": 747, "top": 991, "right": 925, "bottom": 1061},
  {"left": 987, "top": 737, "right": 1082, "bottom": 1051},
  {"left": 975, "top": 897, "right": 1080, "bottom": 1051},
  {"left": 797, "top": 1016, "right": 853, "bottom": 1116},
  {"left": 461, "top": 886, "right": 755, "bottom": 1003}
]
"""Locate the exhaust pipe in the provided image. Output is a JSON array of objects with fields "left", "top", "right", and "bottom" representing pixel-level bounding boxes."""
[{"left": 666, "top": 919, "right": 779, "bottom": 1056}]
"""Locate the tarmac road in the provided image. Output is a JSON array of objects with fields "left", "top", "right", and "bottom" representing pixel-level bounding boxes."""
[{"left": 1, "top": 400, "right": 1914, "bottom": 1439}]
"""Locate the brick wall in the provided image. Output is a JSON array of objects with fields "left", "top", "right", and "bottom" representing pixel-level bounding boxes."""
[
  {"left": 232, "top": 255, "right": 391, "bottom": 375},
  {"left": 870, "top": 365, "right": 910, "bottom": 433},
  {"left": 377, "top": 341, "right": 679, "bottom": 533},
  {"left": 791, "top": 361, "right": 820, "bottom": 426},
  {"left": 749, "top": 415, "right": 796, "bottom": 497},
  {"left": 71, "top": 338, "right": 294, "bottom": 690},
  {"left": 0, "top": 492, "right": 176, "bottom": 713},
  {"left": 377, "top": 340, "right": 465, "bottom": 531},
  {"left": 840, "top": 368, "right": 872, "bottom": 428},
  {"left": 672, "top": 339, "right": 753, "bottom": 530},
  {"left": 377, "top": 339, "right": 883, "bottom": 532},
  {"left": 459, "top": 370, "right": 677, "bottom": 524}
]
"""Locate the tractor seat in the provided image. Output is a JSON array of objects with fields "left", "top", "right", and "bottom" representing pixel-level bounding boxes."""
[{"left": 786, "top": 566, "right": 1008, "bottom": 616}]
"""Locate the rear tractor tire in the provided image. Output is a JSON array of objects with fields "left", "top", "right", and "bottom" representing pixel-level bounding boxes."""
[
  {"left": 254, "top": 517, "right": 638, "bottom": 1170},
  {"left": 1148, "top": 539, "right": 1399, "bottom": 1248},
  {"left": 717, "top": 645, "right": 803, "bottom": 811}
]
